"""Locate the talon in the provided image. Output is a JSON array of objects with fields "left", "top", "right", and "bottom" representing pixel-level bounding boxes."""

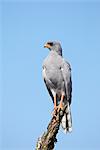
[
  {"left": 57, "top": 94, "right": 64, "bottom": 112},
  {"left": 54, "top": 105, "right": 58, "bottom": 111},
  {"left": 52, "top": 106, "right": 57, "bottom": 117},
  {"left": 57, "top": 103, "right": 63, "bottom": 112}
]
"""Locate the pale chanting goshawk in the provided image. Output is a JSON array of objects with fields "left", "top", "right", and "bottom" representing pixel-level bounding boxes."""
[{"left": 42, "top": 41, "right": 72, "bottom": 133}]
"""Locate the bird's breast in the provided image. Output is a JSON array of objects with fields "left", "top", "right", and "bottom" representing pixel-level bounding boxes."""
[{"left": 46, "top": 67, "right": 64, "bottom": 87}]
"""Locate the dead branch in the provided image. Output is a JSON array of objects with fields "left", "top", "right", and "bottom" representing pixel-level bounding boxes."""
[{"left": 35, "top": 105, "right": 67, "bottom": 150}]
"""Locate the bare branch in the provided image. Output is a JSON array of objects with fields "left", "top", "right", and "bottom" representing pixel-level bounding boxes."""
[{"left": 35, "top": 105, "right": 67, "bottom": 150}]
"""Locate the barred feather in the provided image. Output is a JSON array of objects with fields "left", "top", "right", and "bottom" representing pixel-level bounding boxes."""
[{"left": 61, "top": 103, "right": 72, "bottom": 133}]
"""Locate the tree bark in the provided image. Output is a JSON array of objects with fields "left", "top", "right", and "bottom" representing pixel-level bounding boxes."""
[{"left": 35, "top": 105, "right": 67, "bottom": 150}]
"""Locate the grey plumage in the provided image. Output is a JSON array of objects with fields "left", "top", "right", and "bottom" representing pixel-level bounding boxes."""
[{"left": 42, "top": 41, "right": 72, "bottom": 133}]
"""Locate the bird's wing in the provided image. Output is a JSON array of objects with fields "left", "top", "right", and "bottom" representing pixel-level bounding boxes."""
[
  {"left": 42, "top": 65, "right": 55, "bottom": 102},
  {"left": 43, "top": 78, "right": 54, "bottom": 103},
  {"left": 61, "top": 59, "right": 72, "bottom": 104}
]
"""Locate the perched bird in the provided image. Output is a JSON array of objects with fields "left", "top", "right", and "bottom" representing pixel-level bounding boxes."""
[{"left": 42, "top": 41, "right": 72, "bottom": 133}]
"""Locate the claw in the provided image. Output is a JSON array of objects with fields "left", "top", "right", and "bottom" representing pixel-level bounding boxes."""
[
  {"left": 52, "top": 93, "right": 64, "bottom": 116},
  {"left": 57, "top": 103, "right": 63, "bottom": 112},
  {"left": 52, "top": 104, "right": 63, "bottom": 117},
  {"left": 52, "top": 106, "right": 57, "bottom": 117},
  {"left": 57, "top": 94, "right": 64, "bottom": 112}
]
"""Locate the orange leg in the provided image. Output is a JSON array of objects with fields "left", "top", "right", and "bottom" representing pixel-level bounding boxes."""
[
  {"left": 57, "top": 94, "right": 64, "bottom": 112},
  {"left": 54, "top": 94, "right": 57, "bottom": 110},
  {"left": 52, "top": 94, "right": 57, "bottom": 116}
]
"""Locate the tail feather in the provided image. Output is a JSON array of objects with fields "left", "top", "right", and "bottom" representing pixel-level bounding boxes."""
[{"left": 61, "top": 102, "right": 72, "bottom": 133}]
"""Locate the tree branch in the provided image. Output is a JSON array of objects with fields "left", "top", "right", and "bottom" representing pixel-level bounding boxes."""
[{"left": 35, "top": 105, "right": 67, "bottom": 150}]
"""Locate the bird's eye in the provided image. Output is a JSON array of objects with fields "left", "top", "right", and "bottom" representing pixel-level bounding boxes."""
[{"left": 47, "top": 42, "right": 53, "bottom": 46}]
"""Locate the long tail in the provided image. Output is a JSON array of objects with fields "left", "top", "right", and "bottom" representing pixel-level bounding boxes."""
[{"left": 61, "top": 102, "right": 72, "bottom": 133}]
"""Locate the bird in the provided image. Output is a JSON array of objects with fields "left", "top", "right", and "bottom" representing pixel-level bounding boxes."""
[{"left": 42, "top": 41, "right": 72, "bottom": 133}]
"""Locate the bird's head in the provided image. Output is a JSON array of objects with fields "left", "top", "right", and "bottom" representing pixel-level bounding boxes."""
[{"left": 44, "top": 41, "right": 62, "bottom": 56}]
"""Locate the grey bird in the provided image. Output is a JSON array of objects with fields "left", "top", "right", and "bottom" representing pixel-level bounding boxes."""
[{"left": 42, "top": 41, "right": 72, "bottom": 133}]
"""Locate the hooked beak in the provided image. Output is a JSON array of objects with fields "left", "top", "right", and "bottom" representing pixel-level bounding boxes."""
[{"left": 44, "top": 43, "right": 51, "bottom": 49}]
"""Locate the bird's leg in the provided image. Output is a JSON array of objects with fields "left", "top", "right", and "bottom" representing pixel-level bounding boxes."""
[
  {"left": 54, "top": 94, "right": 57, "bottom": 110},
  {"left": 57, "top": 94, "right": 64, "bottom": 112},
  {"left": 52, "top": 94, "right": 58, "bottom": 117}
]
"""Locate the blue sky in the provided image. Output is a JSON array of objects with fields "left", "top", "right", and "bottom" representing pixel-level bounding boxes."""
[{"left": 1, "top": 1, "right": 100, "bottom": 150}]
